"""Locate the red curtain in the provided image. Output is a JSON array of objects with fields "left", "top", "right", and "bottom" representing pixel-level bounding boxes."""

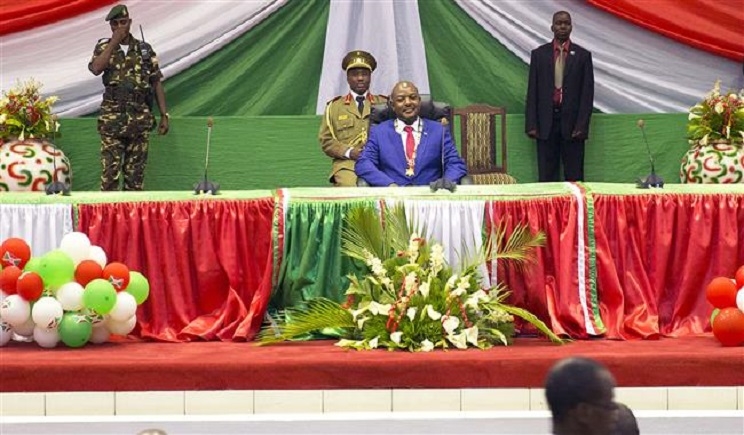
[
  {"left": 0, "top": 0, "right": 117, "bottom": 36},
  {"left": 588, "top": 0, "right": 744, "bottom": 61},
  {"left": 77, "top": 199, "right": 275, "bottom": 342},
  {"left": 593, "top": 193, "right": 744, "bottom": 339},
  {"left": 487, "top": 196, "right": 598, "bottom": 339}
]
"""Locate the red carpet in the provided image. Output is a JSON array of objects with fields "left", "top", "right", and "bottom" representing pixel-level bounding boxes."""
[{"left": 1, "top": 335, "right": 742, "bottom": 392}]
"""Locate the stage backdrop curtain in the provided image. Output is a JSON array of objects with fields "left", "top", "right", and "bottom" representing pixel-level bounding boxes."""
[
  {"left": 273, "top": 199, "right": 376, "bottom": 309},
  {"left": 76, "top": 199, "right": 275, "bottom": 342},
  {"left": 592, "top": 191, "right": 744, "bottom": 339},
  {"left": 0, "top": 204, "right": 73, "bottom": 257},
  {"left": 486, "top": 194, "right": 603, "bottom": 339}
]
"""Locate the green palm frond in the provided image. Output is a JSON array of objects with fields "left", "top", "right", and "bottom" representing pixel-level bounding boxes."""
[
  {"left": 257, "top": 298, "right": 354, "bottom": 345},
  {"left": 497, "top": 303, "right": 564, "bottom": 344},
  {"left": 486, "top": 222, "right": 545, "bottom": 270},
  {"left": 342, "top": 205, "right": 385, "bottom": 261},
  {"left": 383, "top": 205, "right": 413, "bottom": 254}
]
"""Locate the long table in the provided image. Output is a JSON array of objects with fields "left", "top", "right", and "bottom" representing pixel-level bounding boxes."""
[{"left": 2, "top": 183, "right": 742, "bottom": 341}]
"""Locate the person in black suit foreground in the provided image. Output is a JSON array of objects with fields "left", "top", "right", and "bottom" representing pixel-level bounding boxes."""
[{"left": 526, "top": 11, "right": 594, "bottom": 182}]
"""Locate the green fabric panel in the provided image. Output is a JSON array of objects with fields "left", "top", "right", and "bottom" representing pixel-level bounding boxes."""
[
  {"left": 272, "top": 199, "right": 374, "bottom": 309},
  {"left": 164, "top": 0, "right": 329, "bottom": 115},
  {"left": 54, "top": 113, "right": 690, "bottom": 191},
  {"left": 419, "top": 0, "right": 530, "bottom": 113}
]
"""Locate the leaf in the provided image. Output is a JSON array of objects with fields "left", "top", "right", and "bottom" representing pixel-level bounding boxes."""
[
  {"left": 497, "top": 304, "right": 564, "bottom": 344},
  {"left": 256, "top": 298, "right": 354, "bottom": 345}
]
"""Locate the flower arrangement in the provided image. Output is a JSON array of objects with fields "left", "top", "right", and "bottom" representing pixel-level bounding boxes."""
[
  {"left": 0, "top": 78, "right": 59, "bottom": 141},
  {"left": 259, "top": 206, "right": 562, "bottom": 351},
  {"left": 687, "top": 80, "right": 744, "bottom": 146}
]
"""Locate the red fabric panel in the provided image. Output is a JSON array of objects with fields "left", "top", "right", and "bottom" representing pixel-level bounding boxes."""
[
  {"left": 2, "top": 337, "right": 742, "bottom": 392},
  {"left": 0, "top": 0, "right": 117, "bottom": 36},
  {"left": 593, "top": 193, "right": 744, "bottom": 339},
  {"left": 487, "top": 196, "right": 592, "bottom": 339},
  {"left": 587, "top": 0, "right": 744, "bottom": 61},
  {"left": 77, "top": 199, "right": 275, "bottom": 342}
]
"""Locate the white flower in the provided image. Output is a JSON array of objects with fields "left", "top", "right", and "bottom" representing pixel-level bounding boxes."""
[
  {"left": 426, "top": 304, "right": 442, "bottom": 320},
  {"left": 714, "top": 102, "right": 724, "bottom": 114},
  {"left": 457, "top": 276, "right": 471, "bottom": 290},
  {"left": 0, "top": 113, "right": 8, "bottom": 124},
  {"left": 445, "top": 274, "right": 458, "bottom": 291},
  {"left": 406, "top": 307, "right": 417, "bottom": 321},
  {"left": 725, "top": 126, "right": 731, "bottom": 139},
  {"left": 464, "top": 326, "right": 479, "bottom": 345},
  {"left": 688, "top": 112, "right": 700, "bottom": 121},
  {"left": 380, "top": 277, "right": 392, "bottom": 287},
  {"left": 464, "top": 290, "right": 489, "bottom": 309},
  {"left": 419, "top": 281, "right": 430, "bottom": 299},
  {"left": 451, "top": 288, "right": 466, "bottom": 297},
  {"left": 357, "top": 316, "right": 368, "bottom": 329},
  {"left": 404, "top": 272, "right": 417, "bottom": 293},
  {"left": 368, "top": 336, "right": 379, "bottom": 349},
  {"left": 351, "top": 306, "right": 368, "bottom": 320},
  {"left": 390, "top": 331, "right": 403, "bottom": 344},
  {"left": 701, "top": 133, "right": 709, "bottom": 146},
  {"left": 420, "top": 339, "right": 434, "bottom": 352},
  {"left": 442, "top": 315, "right": 460, "bottom": 334},
  {"left": 368, "top": 301, "right": 392, "bottom": 316},
  {"left": 429, "top": 244, "right": 445, "bottom": 274},
  {"left": 447, "top": 332, "right": 468, "bottom": 349}
]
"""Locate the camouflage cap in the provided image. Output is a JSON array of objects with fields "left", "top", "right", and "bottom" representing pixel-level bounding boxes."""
[
  {"left": 105, "top": 4, "right": 129, "bottom": 21},
  {"left": 342, "top": 50, "right": 376, "bottom": 72}
]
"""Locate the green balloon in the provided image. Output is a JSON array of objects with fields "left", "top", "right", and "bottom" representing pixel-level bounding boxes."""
[
  {"left": 711, "top": 308, "right": 721, "bottom": 326},
  {"left": 58, "top": 312, "right": 92, "bottom": 348},
  {"left": 24, "top": 257, "right": 42, "bottom": 273},
  {"left": 38, "top": 250, "right": 75, "bottom": 290},
  {"left": 127, "top": 271, "right": 150, "bottom": 305},
  {"left": 83, "top": 278, "right": 117, "bottom": 314}
]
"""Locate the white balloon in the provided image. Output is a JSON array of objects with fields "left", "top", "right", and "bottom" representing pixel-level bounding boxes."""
[
  {"left": 59, "top": 232, "right": 92, "bottom": 266},
  {"left": 106, "top": 314, "right": 136, "bottom": 336},
  {"left": 88, "top": 246, "right": 108, "bottom": 268},
  {"left": 33, "top": 326, "right": 60, "bottom": 348},
  {"left": 89, "top": 325, "right": 111, "bottom": 344},
  {"left": 13, "top": 317, "right": 36, "bottom": 337},
  {"left": 0, "top": 294, "right": 31, "bottom": 327},
  {"left": 56, "top": 282, "right": 85, "bottom": 311},
  {"left": 0, "top": 322, "right": 12, "bottom": 346},
  {"left": 32, "top": 296, "right": 64, "bottom": 329},
  {"left": 109, "top": 292, "right": 137, "bottom": 322},
  {"left": 0, "top": 290, "right": 7, "bottom": 305},
  {"left": 736, "top": 288, "right": 744, "bottom": 312}
]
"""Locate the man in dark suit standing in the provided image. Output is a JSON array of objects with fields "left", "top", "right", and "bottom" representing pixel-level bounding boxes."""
[{"left": 526, "top": 11, "right": 594, "bottom": 182}]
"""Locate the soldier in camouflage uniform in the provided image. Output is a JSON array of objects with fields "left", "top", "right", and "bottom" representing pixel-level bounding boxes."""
[
  {"left": 89, "top": 4, "right": 169, "bottom": 191},
  {"left": 319, "top": 50, "right": 388, "bottom": 187}
]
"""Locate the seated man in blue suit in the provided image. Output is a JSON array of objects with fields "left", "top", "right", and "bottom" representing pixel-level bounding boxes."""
[{"left": 355, "top": 81, "right": 467, "bottom": 187}]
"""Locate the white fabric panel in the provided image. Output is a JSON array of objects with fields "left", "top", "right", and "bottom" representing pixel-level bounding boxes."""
[
  {"left": 0, "top": 0, "right": 287, "bottom": 116},
  {"left": 316, "top": 0, "right": 431, "bottom": 114},
  {"left": 401, "top": 199, "right": 489, "bottom": 287},
  {"left": 455, "top": 0, "right": 744, "bottom": 113},
  {"left": 0, "top": 204, "right": 73, "bottom": 256}
]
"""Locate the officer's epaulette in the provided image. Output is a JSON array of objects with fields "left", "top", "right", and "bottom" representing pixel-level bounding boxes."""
[
  {"left": 98, "top": 38, "right": 111, "bottom": 43},
  {"left": 376, "top": 94, "right": 389, "bottom": 100},
  {"left": 325, "top": 95, "right": 343, "bottom": 106}
]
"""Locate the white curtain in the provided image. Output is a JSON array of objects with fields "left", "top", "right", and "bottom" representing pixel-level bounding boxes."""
[
  {"left": 0, "top": 0, "right": 287, "bottom": 116},
  {"left": 0, "top": 204, "right": 73, "bottom": 256},
  {"left": 316, "top": 0, "right": 431, "bottom": 114},
  {"left": 400, "top": 199, "right": 489, "bottom": 286},
  {"left": 456, "top": 0, "right": 744, "bottom": 113}
]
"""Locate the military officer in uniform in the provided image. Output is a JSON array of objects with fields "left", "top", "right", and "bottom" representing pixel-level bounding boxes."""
[
  {"left": 89, "top": 4, "right": 169, "bottom": 191},
  {"left": 319, "top": 50, "right": 387, "bottom": 186}
]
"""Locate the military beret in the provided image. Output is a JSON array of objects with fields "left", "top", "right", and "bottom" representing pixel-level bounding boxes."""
[
  {"left": 342, "top": 50, "right": 376, "bottom": 72},
  {"left": 105, "top": 4, "right": 129, "bottom": 21}
]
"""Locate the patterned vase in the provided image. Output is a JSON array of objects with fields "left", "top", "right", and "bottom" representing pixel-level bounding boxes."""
[
  {"left": 0, "top": 138, "right": 72, "bottom": 191},
  {"left": 679, "top": 140, "right": 744, "bottom": 183}
]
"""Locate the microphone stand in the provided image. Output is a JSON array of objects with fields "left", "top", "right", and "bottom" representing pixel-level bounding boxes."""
[
  {"left": 44, "top": 115, "right": 70, "bottom": 195},
  {"left": 636, "top": 119, "right": 664, "bottom": 189},
  {"left": 194, "top": 117, "right": 220, "bottom": 195}
]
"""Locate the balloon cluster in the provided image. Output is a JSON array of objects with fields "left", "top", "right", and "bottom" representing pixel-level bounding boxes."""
[
  {"left": 0, "top": 233, "right": 150, "bottom": 348},
  {"left": 706, "top": 266, "right": 744, "bottom": 346}
]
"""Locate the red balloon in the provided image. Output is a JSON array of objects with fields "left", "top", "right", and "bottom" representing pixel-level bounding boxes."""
[
  {"left": 0, "top": 238, "right": 32, "bottom": 269},
  {"left": 0, "top": 265, "right": 23, "bottom": 294},
  {"left": 712, "top": 307, "right": 744, "bottom": 346},
  {"left": 102, "top": 262, "right": 130, "bottom": 291},
  {"left": 16, "top": 271, "right": 44, "bottom": 302},
  {"left": 705, "top": 277, "right": 738, "bottom": 309},
  {"left": 735, "top": 265, "right": 744, "bottom": 289},
  {"left": 75, "top": 260, "right": 103, "bottom": 287}
]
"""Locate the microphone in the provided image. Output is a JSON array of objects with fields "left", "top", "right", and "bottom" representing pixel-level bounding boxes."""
[
  {"left": 636, "top": 119, "right": 664, "bottom": 189},
  {"left": 194, "top": 117, "right": 220, "bottom": 195},
  {"left": 44, "top": 114, "right": 70, "bottom": 196}
]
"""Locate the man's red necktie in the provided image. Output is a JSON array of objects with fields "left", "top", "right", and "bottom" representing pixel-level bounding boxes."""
[{"left": 404, "top": 125, "right": 415, "bottom": 161}]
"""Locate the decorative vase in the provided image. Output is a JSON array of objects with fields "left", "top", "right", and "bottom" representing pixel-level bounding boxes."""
[
  {"left": 0, "top": 138, "right": 72, "bottom": 191},
  {"left": 679, "top": 140, "right": 744, "bottom": 183}
]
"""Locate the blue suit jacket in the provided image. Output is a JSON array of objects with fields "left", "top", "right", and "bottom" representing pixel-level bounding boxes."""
[{"left": 355, "top": 118, "right": 467, "bottom": 186}]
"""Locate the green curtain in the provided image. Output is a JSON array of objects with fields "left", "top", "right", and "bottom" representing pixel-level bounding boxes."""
[
  {"left": 420, "top": 0, "right": 530, "bottom": 114},
  {"left": 272, "top": 199, "right": 375, "bottom": 309},
  {"left": 165, "top": 0, "right": 329, "bottom": 116}
]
